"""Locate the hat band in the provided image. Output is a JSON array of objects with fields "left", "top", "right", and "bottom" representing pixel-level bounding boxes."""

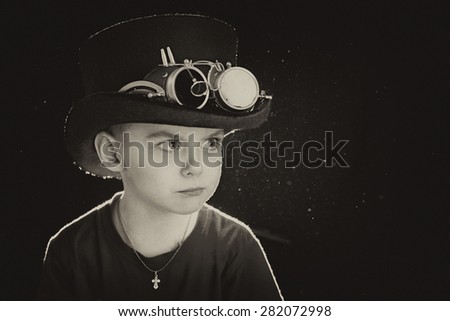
[{"left": 118, "top": 47, "right": 272, "bottom": 112}]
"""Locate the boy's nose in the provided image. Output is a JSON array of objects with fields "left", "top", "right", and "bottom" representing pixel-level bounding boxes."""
[{"left": 180, "top": 147, "right": 203, "bottom": 176}]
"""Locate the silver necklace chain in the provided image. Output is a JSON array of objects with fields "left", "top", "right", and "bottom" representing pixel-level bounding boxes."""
[{"left": 117, "top": 201, "right": 192, "bottom": 289}]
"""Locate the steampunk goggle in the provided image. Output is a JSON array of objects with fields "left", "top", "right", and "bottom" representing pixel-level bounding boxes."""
[{"left": 119, "top": 47, "right": 272, "bottom": 112}]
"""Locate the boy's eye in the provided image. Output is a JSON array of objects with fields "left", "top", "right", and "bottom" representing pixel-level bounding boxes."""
[
  {"left": 159, "top": 140, "right": 181, "bottom": 151},
  {"left": 203, "top": 138, "right": 222, "bottom": 150}
]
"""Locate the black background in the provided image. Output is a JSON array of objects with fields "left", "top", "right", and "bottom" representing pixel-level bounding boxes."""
[{"left": 4, "top": 1, "right": 449, "bottom": 300}]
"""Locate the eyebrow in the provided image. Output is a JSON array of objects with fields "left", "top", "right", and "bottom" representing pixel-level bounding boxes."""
[
  {"left": 146, "top": 130, "right": 224, "bottom": 140},
  {"left": 145, "top": 131, "right": 179, "bottom": 139},
  {"left": 205, "top": 130, "right": 225, "bottom": 138}
]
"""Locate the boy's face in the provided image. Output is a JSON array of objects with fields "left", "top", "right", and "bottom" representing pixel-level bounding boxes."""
[{"left": 112, "top": 123, "right": 224, "bottom": 215}]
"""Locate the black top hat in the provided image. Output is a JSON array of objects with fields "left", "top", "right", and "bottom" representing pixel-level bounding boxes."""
[{"left": 65, "top": 14, "right": 272, "bottom": 178}]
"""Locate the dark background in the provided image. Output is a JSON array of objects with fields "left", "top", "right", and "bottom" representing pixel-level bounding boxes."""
[{"left": 4, "top": 1, "right": 449, "bottom": 300}]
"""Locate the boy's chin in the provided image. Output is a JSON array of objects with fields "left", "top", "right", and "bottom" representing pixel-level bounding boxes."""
[
  {"left": 169, "top": 199, "right": 207, "bottom": 215},
  {"left": 170, "top": 206, "right": 203, "bottom": 216}
]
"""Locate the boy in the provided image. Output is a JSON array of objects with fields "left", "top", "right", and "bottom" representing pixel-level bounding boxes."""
[{"left": 38, "top": 14, "right": 283, "bottom": 300}]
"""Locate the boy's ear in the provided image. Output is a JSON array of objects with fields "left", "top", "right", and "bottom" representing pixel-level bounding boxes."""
[{"left": 94, "top": 131, "right": 123, "bottom": 173}]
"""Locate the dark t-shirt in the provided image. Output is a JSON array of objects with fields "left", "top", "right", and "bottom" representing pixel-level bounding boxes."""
[{"left": 38, "top": 193, "right": 283, "bottom": 300}]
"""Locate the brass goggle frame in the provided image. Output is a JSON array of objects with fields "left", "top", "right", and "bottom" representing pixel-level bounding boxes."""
[{"left": 119, "top": 47, "right": 272, "bottom": 112}]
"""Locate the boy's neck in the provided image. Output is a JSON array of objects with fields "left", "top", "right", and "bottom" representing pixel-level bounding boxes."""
[
  {"left": 113, "top": 191, "right": 199, "bottom": 258},
  {"left": 119, "top": 191, "right": 196, "bottom": 224}
]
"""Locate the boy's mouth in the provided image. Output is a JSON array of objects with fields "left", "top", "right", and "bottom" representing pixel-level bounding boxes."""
[{"left": 177, "top": 187, "right": 205, "bottom": 196}]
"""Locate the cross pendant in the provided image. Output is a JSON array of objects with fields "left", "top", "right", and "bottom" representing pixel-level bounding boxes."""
[{"left": 151, "top": 272, "right": 160, "bottom": 290}]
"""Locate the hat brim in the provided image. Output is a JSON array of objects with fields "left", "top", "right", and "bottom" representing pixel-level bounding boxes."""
[{"left": 65, "top": 92, "right": 271, "bottom": 178}]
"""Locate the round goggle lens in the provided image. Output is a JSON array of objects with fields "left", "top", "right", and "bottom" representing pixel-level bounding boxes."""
[
  {"left": 174, "top": 68, "right": 208, "bottom": 107},
  {"left": 219, "top": 68, "right": 259, "bottom": 110}
]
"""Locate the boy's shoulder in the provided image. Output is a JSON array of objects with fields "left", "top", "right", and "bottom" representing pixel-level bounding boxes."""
[
  {"left": 44, "top": 195, "right": 115, "bottom": 257},
  {"left": 201, "top": 203, "right": 260, "bottom": 245}
]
